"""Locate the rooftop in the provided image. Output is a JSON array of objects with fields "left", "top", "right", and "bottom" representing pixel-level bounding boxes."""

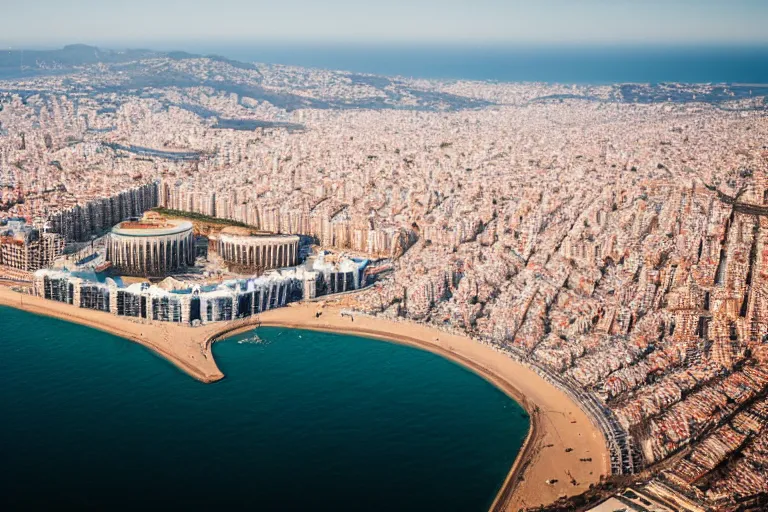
[
  {"left": 218, "top": 228, "right": 300, "bottom": 242},
  {"left": 112, "top": 214, "right": 192, "bottom": 237}
]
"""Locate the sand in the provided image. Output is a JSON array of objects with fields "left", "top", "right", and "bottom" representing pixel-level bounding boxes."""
[
  {"left": 248, "top": 303, "right": 611, "bottom": 510},
  {"left": 0, "top": 287, "right": 224, "bottom": 383},
  {"left": 0, "top": 288, "right": 609, "bottom": 510}
]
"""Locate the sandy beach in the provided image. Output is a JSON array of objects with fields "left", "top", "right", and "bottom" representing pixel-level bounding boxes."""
[
  {"left": 0, "top": 288, "right": 609, "bottom": 510},
  {"left": 246, "top": 303, "right": 611, "bottom": 509},
  {"left": 0, "top": 286, "right": 224, "bottom": 383}
]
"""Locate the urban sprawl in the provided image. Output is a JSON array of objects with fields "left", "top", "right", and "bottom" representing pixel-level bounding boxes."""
[{"left": 1, "top": 49, "right": 767, "bottom": 511}]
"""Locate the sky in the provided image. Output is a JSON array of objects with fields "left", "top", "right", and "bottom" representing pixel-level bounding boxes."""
[{"left": 3, "top": 0, "right": 768, "bottom": 47}]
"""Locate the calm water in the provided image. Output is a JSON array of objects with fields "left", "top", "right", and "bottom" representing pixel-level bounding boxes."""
[
  {"left": 0, "top": 306, "right": 527, "bottom": 511},
  {"left": 156, "top": 43, "right": 768, "bottom": 84}
]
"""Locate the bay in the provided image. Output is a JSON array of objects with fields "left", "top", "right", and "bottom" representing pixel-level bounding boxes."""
[{"left": 0, "top": 306, "right": 527, "bottom": 511}]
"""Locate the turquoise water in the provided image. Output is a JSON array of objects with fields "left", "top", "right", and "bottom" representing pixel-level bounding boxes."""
[
  {"left": 0, "top": 306, "right": 528, "bottom": 511},
  {"left": 155, "top": 43, "right": 768, "bottom": 84}
]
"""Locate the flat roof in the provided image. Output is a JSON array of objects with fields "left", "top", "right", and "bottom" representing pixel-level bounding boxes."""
[
  {"left": 218, "top": 232, "right": 300, "bottom": 243},
  {"left": 111, "top": 219, "right": 193, "bottom": 237}
]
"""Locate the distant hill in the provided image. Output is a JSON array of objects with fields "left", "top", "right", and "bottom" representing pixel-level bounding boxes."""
[
  {"left": 0, "top": 44, "right": 259, "bottom": 78},
  {"left": 0, "top": 44, "right": 490, "bottom": 112},
  {"left": 0, "top": 45, "right": 156, "bottom": 68}
]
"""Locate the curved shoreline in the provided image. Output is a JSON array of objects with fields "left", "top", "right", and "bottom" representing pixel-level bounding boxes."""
[
  {"left": 210, "top": 305, "right": 611, "bottom": 508},
  {"left": 0, "top": 287, "right": 225, "bottom": 383},
  {"left": 215, "top": 319, "right": 542, "bottom": 512},
  {"left": 0, "top": 288, "right": 609, "bottom": 509}
]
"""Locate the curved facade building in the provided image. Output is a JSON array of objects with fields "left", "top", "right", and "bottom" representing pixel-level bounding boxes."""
[
  {"left": 107, "top": 217, "right": 194, "bottom": 276},
  {"left": 33, "top": 268, "right": 308, "bottom": 325},
  {"left": 217, "top": 231, "right": 300, "bottom": 273}
]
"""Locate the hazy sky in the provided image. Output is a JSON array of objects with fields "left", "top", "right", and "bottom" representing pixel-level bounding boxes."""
[{"left": 4, "top": 0, "right": 768, "bottom": 47}]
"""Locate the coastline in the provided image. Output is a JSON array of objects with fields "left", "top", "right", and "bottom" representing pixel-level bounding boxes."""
[
  {"left": 0, "top": 288, "right": 609, "bottom": 510},
  {"left": 221, "top": 316, "right": 546, "bottom": 510},
  {"left": 0, "top": 287, "right": 224, "bottom": 383},
  {"left": 239, "top": 304, "right": 611, "bottom": 509}
]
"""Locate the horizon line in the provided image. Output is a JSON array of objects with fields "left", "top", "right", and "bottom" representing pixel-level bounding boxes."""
[{"left": 4, "top": 40, "right": 768, "bottom": 51}]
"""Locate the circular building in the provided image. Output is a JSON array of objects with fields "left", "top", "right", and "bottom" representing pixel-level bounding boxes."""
[
  {"left": 107, "top": 215, "right": 194, "bottom": 277},
  {"left": 217, "top": 227, "right": 300, "bottom": 273}
]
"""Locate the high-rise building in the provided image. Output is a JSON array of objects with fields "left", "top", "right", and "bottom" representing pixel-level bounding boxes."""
[{"left": 0, "top": 218, "right": 64, "bottom": 271}]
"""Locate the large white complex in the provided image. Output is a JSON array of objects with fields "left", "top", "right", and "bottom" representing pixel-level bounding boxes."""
[
  {"left": 31, "top": 253, "right": 369, "bottom": 325},
  {"left": 32, "top": 269, "right": 301, "bottom": 323},
  {"left": 106, "top": 214, "right": 194, "bottom": 277}
]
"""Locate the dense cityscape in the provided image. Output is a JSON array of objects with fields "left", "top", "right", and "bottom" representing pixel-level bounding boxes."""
[{"left": 1, "top": 46, "right": 767, "bottom": 511}]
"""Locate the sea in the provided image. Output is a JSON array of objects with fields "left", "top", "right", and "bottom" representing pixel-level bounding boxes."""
[
  {"left": 157, "top": 43, "right": 768, "bottom": 84},
  {"left": 0, "top": 306, "right": 527, "bottom": 511}
]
